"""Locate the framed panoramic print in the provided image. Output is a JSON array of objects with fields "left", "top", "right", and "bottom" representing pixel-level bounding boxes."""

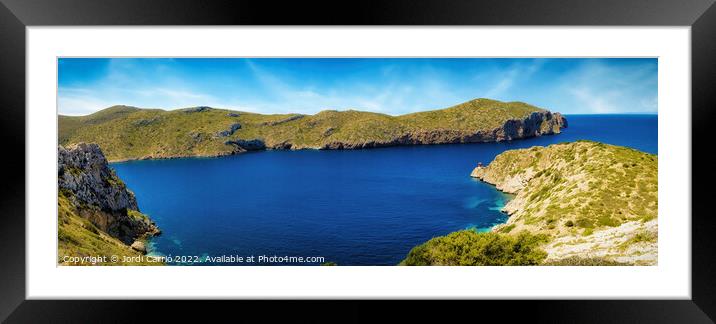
[{"left": 1, "top": 0, "right": 716, "bottom": 322}]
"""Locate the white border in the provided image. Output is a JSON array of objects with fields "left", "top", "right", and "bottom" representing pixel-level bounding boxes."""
[{"left": 27, "top": 27, "right": 690, "bottom": 299}]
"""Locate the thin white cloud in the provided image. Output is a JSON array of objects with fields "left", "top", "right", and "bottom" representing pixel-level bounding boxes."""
[
  {"left": 561, "top": 60, "right": 657, "bottom": 114},
  {"left": 58, "top": 94, "right": 116, "bottom": 116},
  {"left": 58, "top": 85, "right": 256, "bottom": 115},
  {"left": 241, "top": 59, "right": 464, "bottom": 115},
  {"left": 570, "top": 87, "right": 621, "bottom": 113},
  {"left": 484, "top": 60, "right": 545, "bottom": 99},
  {"left": 58, "top": 58, "right": 657, "bottom": 116}
]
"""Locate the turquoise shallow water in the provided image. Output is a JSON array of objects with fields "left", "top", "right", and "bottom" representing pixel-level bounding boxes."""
[{"left": 112, "top": 114, "right": 657, "bottom": 265}]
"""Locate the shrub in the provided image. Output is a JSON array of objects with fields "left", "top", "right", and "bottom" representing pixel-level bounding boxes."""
[
  {"left": 499, "top": 224, "right": 516, "bottom": 233},
  {"left": 576, "top": 218, "right": 594, "bottom": 228},
  {"left": 618, "top": 231, "right": 657, "bottom": 250},
  {"left": 400, "top": 230, "right": 548, "bottom": 266},
  {"left": 597, "top": 215, "right": 620, "bottom": 227}
]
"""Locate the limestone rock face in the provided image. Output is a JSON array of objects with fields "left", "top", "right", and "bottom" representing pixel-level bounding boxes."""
[
  {"left": 495, "top": 111, "right": 567, "bottom": 141},
  {"left": 58, "top": 143, "right": 138, "bottom": 212},
  {"left": 130, "top": 240, "right": 147, "bottom": 254},
  {"left": 216, "top": 123, "right": 242, "bottom": 137},
  {"left": 543, "top": 219, "right": 657, "bottom": 264},
  {"left": 58, "top": 143, "right": 159, "bottom": 245},
  {"left": 224, "top": 139, "right": 267, "bottom": 151},
  {"left": 183, "top": 106, "right": 211, "bottom": 113}
]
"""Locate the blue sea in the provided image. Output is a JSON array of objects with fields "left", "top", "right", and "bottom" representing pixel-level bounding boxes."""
[{"left": 112, "top": 115, "right": 657, "bottom": 266}]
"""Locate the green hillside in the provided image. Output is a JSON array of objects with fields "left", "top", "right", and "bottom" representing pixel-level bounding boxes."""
[
  {"left": 472, "top": 140, "right": 658, "bottom": 233},
  {"left": 58, "top": 98, "right": 565, "bottom": 161}
]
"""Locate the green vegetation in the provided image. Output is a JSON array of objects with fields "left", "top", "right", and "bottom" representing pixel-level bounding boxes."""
[
  {"left": 618, "top": 230, "right": 657, "bottom": 251},
  {"left": 468, "top": 140, "right": 658, "bottom": 265},
  {"left": 59, "top": 105, "right": 141, "bottom": 143},
  {"left": 127, "top": 209, "right": 151, "bottom": 222},
  {"left": 479, "top": 140, "right": 657, "bottom": 235},
  {"left": 400, "top": 230, "right": 548, "bottom": 266},
  {"left": 498, "top": 224, "right": 516, "bottom": 233},
  {"left": 58, "top": 192, "right": 160, "bottom": 266},
  {"left": 59, "top": 98, "right": 554, "bottom": 161}
]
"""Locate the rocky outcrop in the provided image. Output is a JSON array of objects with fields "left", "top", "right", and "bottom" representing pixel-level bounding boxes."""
[
  {"left": 58, "top": 143, "right": 160, "bottom": 245},
  {"left": 543, "top": 219, "right": 657, "bottom": 264},
  {"left": 132, "top": 116, "right": 162, "bottom": 127},
  {"left": 182, "top": 106, "right": 212, "bottom": 113},
  {"left": 59, "top": 143, "right": 138, "bottom": 212},
  {"left": 499, "top": 110, "right": 567, "bottom": 140},
  {"left": 224, "top": 139, "right": 267, "bottom": 151},
  {"left": 215, "top": 123, "right": 242, "bottom": 137},
  {"left": 261, "top": 114, "right": 305, "bottom": 126},
  {"left": 130, "top": 240, "right": 147, "bottom": 254},
  {"left": 270, "top": 141, "right": 293, "bottom": 150}
]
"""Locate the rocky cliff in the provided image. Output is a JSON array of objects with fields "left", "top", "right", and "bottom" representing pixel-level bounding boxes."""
[
  {"left": 470, "top": 141, "right": 658, "bottom": 265},
  {"left": 58, "top": 143, "right": 160, "bottom": 264},
  {"left": 319, "top": 110, "right": 566, "bottom": 150}
]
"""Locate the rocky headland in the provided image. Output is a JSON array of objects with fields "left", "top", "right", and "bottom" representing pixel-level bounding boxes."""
[
  {"left": 58, "top": 143, "right": 161, "bottom": 265},
  {"left": 402, "top": 141, "right": 657, "bottom": 266},
  {"left": 470, "top": 141, "right": 658, "bottom": 265},
  {"left": 59, "top": 98, "right": 567, "bottom": 162},
  {"left": 317, "top": 110, "right": 566, "bottom": 150}
]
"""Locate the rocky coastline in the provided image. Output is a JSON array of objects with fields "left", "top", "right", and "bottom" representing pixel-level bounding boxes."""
[
  {"left": 315, "top": 110, "right": 567, "bottom": 150},
  {"left": 470, "top": 141, "right": 658, "bottom": 265},
  {"left": 60, "top": 99, "right": 568, "bottom": 162},
  {"left": 58, "top": 143, "right": 160, "bottom": 258},
  {"left": 105, "top": 110, "right": 567, "bottom": 162}
]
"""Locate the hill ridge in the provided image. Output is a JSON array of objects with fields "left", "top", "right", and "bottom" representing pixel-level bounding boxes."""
[{"left": 59, "top": 98, "right": 567, "bottom": 161}]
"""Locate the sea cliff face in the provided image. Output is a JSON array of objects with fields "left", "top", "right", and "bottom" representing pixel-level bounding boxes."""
[
  {"left": 58, "top": 143, "right": 160, "bottom": 264},
  {"left": 59, "top": 143, "right": 139, "bottom": 214},
  {"left": 471, "top": 141, "right": 658, "bottom": 265},
  {"left": 59, "top": 98, "right": 567, "bottom": 162}
]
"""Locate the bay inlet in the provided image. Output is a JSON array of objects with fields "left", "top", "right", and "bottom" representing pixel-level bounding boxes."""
[{"left": 112, "top": 115, "right": 657, "bottom": 265}]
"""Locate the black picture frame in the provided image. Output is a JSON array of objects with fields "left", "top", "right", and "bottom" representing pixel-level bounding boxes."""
[{"left": 1, "top": 0, "right": 714, "bottom": 322}]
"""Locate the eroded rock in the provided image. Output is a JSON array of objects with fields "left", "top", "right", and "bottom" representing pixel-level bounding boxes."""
[
  {"left": 130, "top": 241, "right": 147, "bottom": 254},
  {"left": 58, "top": 143, "right": 160, "bottom": 245},
  {"left": 216, "top": 123, "right": 242, "bottom": 137}
]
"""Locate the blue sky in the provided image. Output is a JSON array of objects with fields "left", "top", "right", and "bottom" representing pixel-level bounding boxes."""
[{"left": 58, "top": 58, "right": 657, "bottom": 116}]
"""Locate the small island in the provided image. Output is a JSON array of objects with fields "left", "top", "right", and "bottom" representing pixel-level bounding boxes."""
[{"left": 401, "top": 141, "right": 658, "bottom": 266}]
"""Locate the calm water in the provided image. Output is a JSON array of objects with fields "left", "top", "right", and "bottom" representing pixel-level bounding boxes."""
[{"left": 112, "top": 115, "right": 657, "bottom": 265}]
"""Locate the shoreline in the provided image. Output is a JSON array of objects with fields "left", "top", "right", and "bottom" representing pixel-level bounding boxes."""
[
  {"left": 107, "top": 134, "right": 564, "bottom": 163},
  {"left": 470, "top": 175, "right": 516, "bottom": 233}
]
